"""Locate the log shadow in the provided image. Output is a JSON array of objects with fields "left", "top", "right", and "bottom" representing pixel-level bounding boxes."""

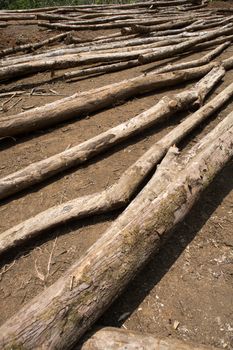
[{"left": 95, "top": 159, "right": 233, "bottom": 329}]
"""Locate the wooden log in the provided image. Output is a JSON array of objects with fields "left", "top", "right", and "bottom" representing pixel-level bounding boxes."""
[
  {"left": 193, "top": 34, "right": 233, "bottom": 51},
  {"left": 0, "top": 112, "right": 232, "bottom": 349},
  {"left": 151, "top": 42, "right": 230, "bottom": 74},
  {"left": 0, "top": 63, "right": 227, "bottom": 138},
  {"left": 0, "top": 14, "right": 36, "bottom": 20},
  {"left": 0, "top": 65, "right": 226, "bottom": 201},
  {"left": 80, "top": 327, "right": 222, "bottom": 350},
  {"left": 0, "top": 33, "right": 70, "bottom": 58},
  {"left": 2, "top": 68, "right": 233, "bottom": 254},
  {"left": 1, "top": 39, "right": 185, "bottom": 67},
  {"left": 0, "top": 46, "right": 161, "bottom": 81},
  {"left": 63, "top": 41, "right": 229, "bottom": 81},
  {"left": 131, "top": 19, "right": 194, "bottom": 34},
  {"left": 138, "top": 24, "right": 233, "bottom": 64}
]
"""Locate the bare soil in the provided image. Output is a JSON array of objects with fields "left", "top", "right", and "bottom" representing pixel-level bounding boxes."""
[{"left": 0, "top": 3, "right": 232, "bottom": 349}]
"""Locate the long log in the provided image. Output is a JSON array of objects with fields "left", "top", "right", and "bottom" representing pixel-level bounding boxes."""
[
  {"left": 2, "top": 59, "right": 233, "bottom": 139},
  {"left": 80, "top": 328, "right": 221, "bottom": 350},
  {"left": 138, "top": 24, "right": 233, "bottom": 64},
  {"left": 2, "top": 69, "right": 233, "bottom": 255},
  {"left": 0, "top": 66, "right": 225, "bottom": 201},
  {"left": 0, "top": 111, "right": 232, "bottom": 349},
  {"left": 1, "top": 39, "right": 185, "bottom": 67},
  {"left": 0, "top": 33, "right": 70, "bottom": 58},
  {"left": 0, "top": 46, "right": 161, "bottom": 82},
  {"left": 151, "top": 42, "right": 230, "bottom": 74},
  {"left": 63, "top": 41, "right": 229, "bottom": 81}
]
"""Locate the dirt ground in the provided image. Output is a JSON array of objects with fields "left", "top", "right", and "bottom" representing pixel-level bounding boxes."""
[{"left": 0, "top": 2, "right": 232, "bottom": 349}]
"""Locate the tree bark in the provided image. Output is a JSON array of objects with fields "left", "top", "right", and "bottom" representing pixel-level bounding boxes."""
[
  {"left": 63, "top": 41, "right": 229, "bottom": 81},
  {"left": 2, "top": 68, "right": 233, "bottom": 255},
  {"left": 0, "top": 33, "right": 70, "bottom": 58},
  {"left": 1, "top": 62, "right": 230, "bottom": 138},
  {"left": 80, "top": 327, "right": 221, "bottom": 350},
  {"left": 0, "top": 66, "right": 225, "bottom": 201},
  {"left": 138, "top": 24, "right": 233, "bottom": 64},
  {"left": 0, "top": 111, "right": 232, "bottom": 349},
  {"left": 151, "top": 42, "right": 230, "bottom": 74}
]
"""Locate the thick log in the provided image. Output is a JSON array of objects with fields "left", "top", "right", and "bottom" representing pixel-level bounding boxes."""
[
  {"left": 0, "top": 14, "right": 36, "bottom": 20},
  {"left": 64, "top": 41, "right": 229, "bottom": 81},
  {"left": 1, "top": 39, "right": 185, "bottom": 67},
  {"left": 0, "top": 33, "right": 70, "bottom": 58},
  {"left": 139, "top": 24, "right": 233, "bottom": 64},
  {"left": 131, "top": 19, "right": 194, "bottom": 34},
  {"left": 152, "top": 42, "right": 230, "bottom": 74},
  {"left": 0, "top": 66, "right": 225, "bottom": 201},
  {"left": 0, "top": 111, "right": 232, "bottom": 349},
  {"left": 2, "top": 69, "right": 233, "bottom": 254},
  {"left": 2, "top": 59, "right": 233, "bottom": 139},
  {"left": 193, "top": 34, "right": 233, "bottom": 51},
  {"left": 80, "top": 328, "right": 221, "bottom": 350},
  {"left": 0, "top": 46, "right": 161, "bottom": 81},
  {"left": 0, "top": 64, "right": 220, "bottom": 136}
]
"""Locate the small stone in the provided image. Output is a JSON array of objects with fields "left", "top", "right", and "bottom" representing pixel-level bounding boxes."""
[{"left": 173, "top": 320, "right": 180, "bottom": 330}]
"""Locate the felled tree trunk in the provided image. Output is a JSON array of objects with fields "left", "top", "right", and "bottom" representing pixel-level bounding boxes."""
[
  {"left": 1, "top": 61, "right": 231, "bottom": 138},
  {"left": 138, "top": 24, "right": 233, "bottom": 64},
  {"left": 0, "top": 33, "right": 70, "bottom": 58},
  {"left": 152, "top": 42, "right": 230, "bottom": 74},
  {"left": 2, "top": 70, "right": 233, "bottom": 255},
  {"left": 80, "top": 328, "right": 221, "bottom": 350},
  {"left": 0, "top": 66, "right": 225, "bottom": 201},
  {"left": 0, "top": 111, "right": 232, "bottom": 349},
  {"left": 62, "top": 42, "right": 228, "bottom": 81}
]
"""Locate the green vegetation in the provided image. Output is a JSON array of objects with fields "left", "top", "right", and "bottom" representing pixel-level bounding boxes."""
[{"left": 0, "top": 0, "right": 133, "bottom": 9}]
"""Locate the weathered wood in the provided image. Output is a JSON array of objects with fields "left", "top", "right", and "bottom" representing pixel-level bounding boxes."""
[
  {"left": 2, "top": 68, "right": 233, "bottom": 255},
  {"left": 1, "top": 39, "right": 185, "bottom": 67},
  {"left": 0, "top": 33, "right": 70, "bottom": 58},
  {"left": 152, "top": 42, "right": 230, "bottom": 74},
  {"left": 131, "top": 19, "right": 194, "bottom": 34},
  {"left": 0, "top": 111, "right": 232, "bottom": 349},
  {"left": 63, "top": 41, "right": 229, "bottom": 81},
  {"left": 0, "top": 46, "right": 159, "bottom": 81},
  {"left": 0, "top": 66, "right": 225, "bottom": 201},
  {"left": 2, "top": 58, "right": 233, "bottom": 139},
  {"left": 80, "top": 327, "right": 222, "bottom": 350},
  {"left": 138, "top": 24, "right": 233, "bottom": 64}
]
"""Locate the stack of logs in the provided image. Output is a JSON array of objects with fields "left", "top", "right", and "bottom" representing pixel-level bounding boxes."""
[{"left": 0, "top": 0, "right": 232, "bottom": 349}]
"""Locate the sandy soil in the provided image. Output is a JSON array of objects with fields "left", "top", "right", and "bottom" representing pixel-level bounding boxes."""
[{"left": 0, "top": 3, "right": 232, "bottom": 349}]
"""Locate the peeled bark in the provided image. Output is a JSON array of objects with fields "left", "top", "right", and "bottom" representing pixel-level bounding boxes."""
[
  {"left": 2, "top": 68, "right": 233, "bottom": 255},
  {"left": 80, "top": 328, "right": 222, "bottom": 350},
  {"left": 0, "top": 66, "right": 225, "bottom": 201},
  {"left": 0, "top": 112, "right": 232, "bottom": 349}
]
